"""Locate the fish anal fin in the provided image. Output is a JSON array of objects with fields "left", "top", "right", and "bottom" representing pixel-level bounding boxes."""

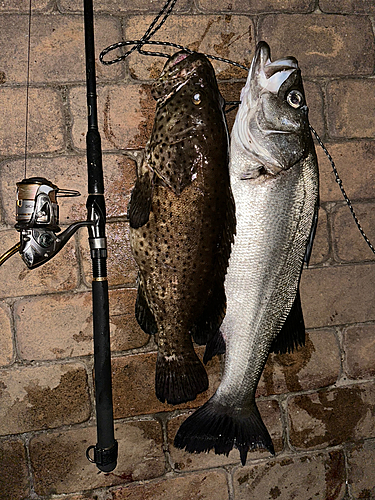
[
  {"left": 135, "top": 279, "right": 157, "bottom": 335},
  {"left": 271, "top": 290, "right": 305, "bottom": 355},
  {"left": 203, "top": 330, "right": 226, "bottom": 364},
  {"left": 155, "top": 351, "right": 208, "bottom": 405},
  {"left": 128, "top": 168, "right": 153, "bottom": 229},
  {"left": 191, "top": 286, "right": 226, "bottom": 346},
  {"left": 174, "top": 399, "right": 275, "bottom": 465}
]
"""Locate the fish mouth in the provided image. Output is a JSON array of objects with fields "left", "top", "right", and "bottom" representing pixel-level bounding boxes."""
[
  {"left": 250, "top": 41, "right": 298, "bottom": 95},
  {"left": 153, "top": 50, "right": 212, "bottom": 104}
]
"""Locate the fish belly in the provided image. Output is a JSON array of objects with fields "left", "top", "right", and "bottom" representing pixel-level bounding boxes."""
[{"left": 218, "top": 154, "right": 318, "bottom": 405}]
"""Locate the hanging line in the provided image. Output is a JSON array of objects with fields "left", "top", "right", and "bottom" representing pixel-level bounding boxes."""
[
  {"left": 24, "top": 0, "right": 33, "bottom": 179},
  {"left": 309, "top": 126, "right": 374, "bottom": 255},
  {"left": 99, "top": 0, "right": 375, "bottom": 256}
]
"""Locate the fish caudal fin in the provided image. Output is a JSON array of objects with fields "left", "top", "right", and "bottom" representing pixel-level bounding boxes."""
[
  {"left": 174, "top": 399, "right": 275, "bottom": 465},
  {"left": 155, "top": 352, "right": 209, "bottom": 405}
]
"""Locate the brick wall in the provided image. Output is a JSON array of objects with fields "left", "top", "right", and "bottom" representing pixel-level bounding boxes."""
[{"left": 0, "top": 1, "right": 374, "bottom": 499}]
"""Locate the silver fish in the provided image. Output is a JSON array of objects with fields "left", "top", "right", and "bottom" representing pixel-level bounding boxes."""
[{"left": 174, "top": 41, "right": 319, "bottom": 464}]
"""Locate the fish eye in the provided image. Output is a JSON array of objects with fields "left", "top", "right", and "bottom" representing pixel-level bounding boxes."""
[
  {"left": 192, "top": 93, "right": 201, "bottom": 105},
  {"left": 287, "top": 90, "right": 304, "bottom": 109}
]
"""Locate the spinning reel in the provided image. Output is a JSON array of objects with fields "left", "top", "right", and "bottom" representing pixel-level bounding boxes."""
[{"left": 0, "top": 177, "right": 93, "bottom": 269}]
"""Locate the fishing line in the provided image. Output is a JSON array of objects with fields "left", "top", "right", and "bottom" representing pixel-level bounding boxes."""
[
  {"left": 24, "top": 0, "right": 33, "bottom": 178},
  {"left": 100, "top": 0, "right": 374, "bottom": 256}
]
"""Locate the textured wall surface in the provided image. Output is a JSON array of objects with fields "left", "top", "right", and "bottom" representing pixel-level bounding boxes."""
[{"left": 0, "top": 1, "right": 374, "bottom": 499}]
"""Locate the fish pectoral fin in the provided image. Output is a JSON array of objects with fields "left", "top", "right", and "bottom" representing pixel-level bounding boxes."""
[
  {"left": 304, "top": 202, "right": 319, "bottom": 265},
  {"left": 155, "top": 351, "right": 208, "bottom": 405},
  {"left": 270, "top": 289, "right": 305, "bottom": 355},
  {"left": 135, "top": 279, "right": 157, "bottom": 335},
  {"left": 128, "top": 167, "right": 154, "bottom": 229},
  {"left": 174, "top": 399, "right": 275, "bottom": 465}
]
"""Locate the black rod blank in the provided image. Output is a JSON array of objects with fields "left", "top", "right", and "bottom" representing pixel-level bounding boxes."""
[{"left": 83, "top": 0, "right": 118, "bottom": 472}]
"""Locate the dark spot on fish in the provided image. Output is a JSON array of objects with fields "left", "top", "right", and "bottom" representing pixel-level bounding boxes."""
[{"left": 269, "top": 486, "right": 281, "bottom": 499}]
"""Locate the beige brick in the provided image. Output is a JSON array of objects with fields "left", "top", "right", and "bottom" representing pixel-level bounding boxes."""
[
  {"left": 79, "top": 221, "right": 138, "bottom": 288},
  {"left": 60, "top": 0, "right": 190, "bottom": 13},
  {"left": 316, "top": 141, "right": 375, "bottom": 203},
  {"left": 0, "top": 302, "right": 13, "bottom": 367},
  {"left": 0, "top": 87, "right": 65, "bottom": 156},
  {"left": 111, "top": 470, "right": 229, "bottom": 500},
  {"left": 125, "top": 15, "right": 253, "bottom": 80},
  {"left": 0, "top": 229, "right": 79, "bottom": 299},
  {"left": 0, "top": 438, "right": 29, "bottom": 500},
  {"left": 0, "top": 0, "right": 49, "bottom": 11},
  {"left": 343, "top": 324, "right": 375, "bottom": 380},
  {"left": 30, "top": 420, "right": 164, "bottom": 496},
  {"left": 198, "top": 0, "right": 315, "bottom": 12},
  {"left": 69, "top": 84, "right": 155, "bottom": 151},
  {"left": 300, "top": 264, "right": 375, "bottom": 328},
  {"left": 109, "top": 288, "right": 150, "bottom": 352},
  {"left": 257, "top": 330, "right": 340, "bottom": 397},
  {"left": 258, "top": 14, "right": 375, "bottom": 77},
  {"left": 14, "top": 289, "right": 149, "bottom": 361},
  {"left": 332, "top": 202, "right": 375, "bottom": 263},
  {"left": 168, "top": 400, "right": 283, "bottom": 471},
  {"left": 327, "top": 79, "right": 375, "bottom": 139},
  {"left": 0, "top": 154, "right": 136, "bottom": 225},
  {"left": 320, "top": 0, "right": 375, "bottom": 13},
  {"left": 0, "top": 362, "right": 90, "bottom": 435},
  {"left": 288, "top": 383, "right": 375, "bottom": 450},
  {"left": 112, "top": 350, "right": 221, "bottom": 418},
  {"left": 0, "top": 14, "right": 121, "bottom": 84},
  {"left": 347, "top": 439, "right": 375, "bottom": 499},
  {"left": 233, "top": 450, "right": 346, "bottom": 500},
  {"left": 14, "top": 292, "right": 93, "bottom": 361}
]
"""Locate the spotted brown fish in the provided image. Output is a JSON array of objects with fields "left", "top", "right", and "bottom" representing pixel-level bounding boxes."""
[{"left": 129, "top": 51, "right": 235, "bottom": 405}]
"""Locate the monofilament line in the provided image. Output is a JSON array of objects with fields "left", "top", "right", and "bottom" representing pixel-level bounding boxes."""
[
  {"left": 310, "top": 125, "right": 375, "bottom": 256},
  {"left": 24, "top": 0, "right": 33, "bottom": 179}
]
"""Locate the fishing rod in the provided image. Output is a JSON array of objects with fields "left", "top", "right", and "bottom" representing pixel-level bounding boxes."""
[{"left": 0, "top": 0, "right": 118, "bottom": 472}]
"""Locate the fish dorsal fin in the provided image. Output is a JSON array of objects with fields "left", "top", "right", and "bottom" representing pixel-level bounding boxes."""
[
  {"left": 270, "top": 289, "right": 305, "bottom": 354},
  {"left": 128, "top": 165, "right": 154, "bottom": 229}
]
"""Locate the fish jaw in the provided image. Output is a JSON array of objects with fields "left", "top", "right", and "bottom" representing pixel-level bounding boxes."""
[{"left": 232, "top": 41, "right": 311, "bottom": 179}]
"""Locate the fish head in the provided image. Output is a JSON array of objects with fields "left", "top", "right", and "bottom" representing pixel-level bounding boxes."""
[
  {"left": 233, "top": 41, "right": 312, "bottom": 178},
  {"left": 149, "top": 51, "right": 227, "bottom": 194}
]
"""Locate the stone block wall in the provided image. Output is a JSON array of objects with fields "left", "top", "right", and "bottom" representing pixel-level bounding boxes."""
[{"left": 0, "top": 1, "right": 374, "bottom": 499}]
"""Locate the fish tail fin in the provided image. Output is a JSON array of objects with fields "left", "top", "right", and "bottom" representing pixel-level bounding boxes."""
[
  {"left": 174, "top": 398, "right": 274, "bottom": 465},
  {"left": 155, "top": 352, "right": 208, "bottom": 405}
]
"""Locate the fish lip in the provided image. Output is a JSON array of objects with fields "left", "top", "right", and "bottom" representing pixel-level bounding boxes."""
[{"left": 250, "top": 41, "right": 299, "bottom": 95}]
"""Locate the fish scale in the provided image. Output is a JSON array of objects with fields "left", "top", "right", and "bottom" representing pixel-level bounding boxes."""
[
  {"left": 174, "top": 41, "right": 319, "bottom": 464},
  {"left": 129, "top": 50, "right": 235, "bottom": 405}
]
